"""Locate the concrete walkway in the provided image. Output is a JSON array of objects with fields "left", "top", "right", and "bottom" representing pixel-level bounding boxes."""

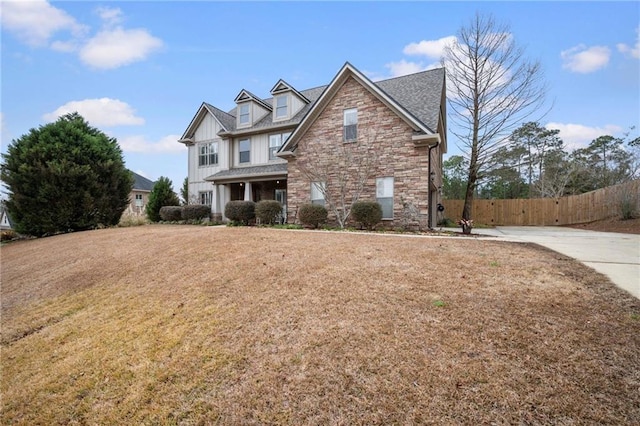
[{"left": 445, "top": 226, "right": 640, "bottom": 299}]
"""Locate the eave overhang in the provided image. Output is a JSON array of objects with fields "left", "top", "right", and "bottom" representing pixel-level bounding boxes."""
[
  {"left": 411, "top": 133, "right": 441, "bottom": 147},
  {"left": 205, "top": 170, "right": 288, "bottom": 184}
]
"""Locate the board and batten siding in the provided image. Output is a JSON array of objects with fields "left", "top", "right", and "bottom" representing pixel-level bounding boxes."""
[
  {"left": 232, "top": 134, "right": 287, "bottom": 167},
  {"left": 188, "top": 113, "right": 228, "bottom": 202}
]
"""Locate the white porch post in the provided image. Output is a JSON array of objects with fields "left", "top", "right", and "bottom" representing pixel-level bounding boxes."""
[
  {"left": 244, "top": 182, "right": 252, "bottom": 201},
  {"left": 211, "top": 184, "right": 219, "bottom": 215}
]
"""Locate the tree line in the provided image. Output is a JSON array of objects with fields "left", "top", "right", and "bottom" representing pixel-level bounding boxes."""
[{"left": 443, "top": 122, "right": 639, "bottom": 200}]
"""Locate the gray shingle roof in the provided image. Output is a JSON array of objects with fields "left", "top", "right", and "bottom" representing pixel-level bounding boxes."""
[
  {"left": 204, "top": 103, "right": 236, "bottom": 131},
  {"left": 376, "top": 68, "right": 444, "bottom": 133},
  {"left": 214, "top": 67, "right": 443, "bottom": 136},
  {"left": 131, "top": 171, "right": 155, "bottom": 191},
  {"left": 204, "top": 163, "right": 288, "bottom": 182}
]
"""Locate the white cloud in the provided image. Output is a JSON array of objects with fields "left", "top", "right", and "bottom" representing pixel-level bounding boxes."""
[
  {"left": 0, "top": 0, "right": 87, "bottom": 46},
  {"left": 2, "top": 1, "right": 162, "bottom": 70},
  {"left": 617, "top": 27, "right": 640, "bottom": 59},
  {"left": 79, "top": 27, "right": 163, "bottom": 69},
  {"left": 545, "top": 122, "right": 623, "bottom": 151},
  {"left": 118, "top": 134, "right": 185, "bottom": 153},
  {"left": 403, "top": 36, "right": 457, "bottom": 59},
  {"left": 384, "top": 60, "right": 429, "bottom": 77},
  {"left": 561, "top": 44, "right": 611, "bottom": 73},
  {"left": 96, "top": 7, "right": 125, "bottom": 28},
  {"left": 43, "top": 98, "right": 145, "bottom": 127}
]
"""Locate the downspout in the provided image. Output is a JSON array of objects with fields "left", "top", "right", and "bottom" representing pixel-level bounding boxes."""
[{"left": 427, "top": 141, "right": 440, "bottom": 230}]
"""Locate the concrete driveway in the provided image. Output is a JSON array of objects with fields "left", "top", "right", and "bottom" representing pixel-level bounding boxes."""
[{"left": 456, "top": 226, "right": 640, "bottom": 299}]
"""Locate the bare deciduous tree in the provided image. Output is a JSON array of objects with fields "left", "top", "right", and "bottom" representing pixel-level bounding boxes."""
[{"left": 443, "top": 12, "right": 548, "bottom": 224}]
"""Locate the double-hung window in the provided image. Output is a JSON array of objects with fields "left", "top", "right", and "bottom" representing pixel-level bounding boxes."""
[
  {"left": 239, "top": 139, "right": 251, "bottom": 164},
  {"left": 199, "top": 191, "right": 213, "bottom": 206},
  {"left": 343, "top": 108, "right": 357, "bottom": 142},
  {"left": 275, "top": 95, "right": 288, "bottom": 119},
  {"left": 269, "top": 132, "right": 291, "bottom": 160},
  {"left": 135, "top": 194, "right": 143, "bottom": 207},
  {"left": 311, "top": 182, "right": 326, "bottom": 206},
  {"left": 198, "top": 142, "right": 218, "bottom": 167},
  {"left": 239, "top": 104, "right": 250, "bottom": 126},
  {"left": 376, "top": 177, "right": 394, "bottom": 219}
]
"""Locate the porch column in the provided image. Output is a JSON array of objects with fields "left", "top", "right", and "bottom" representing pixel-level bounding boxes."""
[
  {"left": 211, "top": 184, "right": 219, "bottom": 215},
  {"left": 244, "top": 182, "right": 252, "bottom": 201}
]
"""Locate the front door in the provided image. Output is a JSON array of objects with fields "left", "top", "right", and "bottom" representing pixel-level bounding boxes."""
[{"left": 275, "top": 189, "right": 287, "bottom": 223}]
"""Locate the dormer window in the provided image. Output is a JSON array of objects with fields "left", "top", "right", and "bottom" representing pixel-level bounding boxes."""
[
  {"left": 239, "top": 104, "right": 250, "bottom": 126},
  {"left": 275, "top": 95, "right": 288, "bottom": 119}
]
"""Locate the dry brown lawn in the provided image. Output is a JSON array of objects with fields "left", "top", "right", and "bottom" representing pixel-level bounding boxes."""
[{"left": 1, "top": 225, "right": 639, "bottom": 425}]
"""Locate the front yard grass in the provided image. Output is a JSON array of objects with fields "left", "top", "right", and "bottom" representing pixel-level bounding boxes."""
[{"left": 1, "top": 225, "right": 639, "bottom": 424}]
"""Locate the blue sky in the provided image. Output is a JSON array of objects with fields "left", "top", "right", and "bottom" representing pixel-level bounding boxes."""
[{"left": 2, "top": 1, "right": 639, "bottom": 193}]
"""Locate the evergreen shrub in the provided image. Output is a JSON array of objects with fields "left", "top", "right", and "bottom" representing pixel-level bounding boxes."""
[
  {"left": 255, "top": 200, "right": 282, "bottom": 225},
  {"left": 298, "top": 204, "right": 328, "bottom": 229},
  {"left": 351, "top": 201, "right": 383, "bottom": 230},
  {"left": 182, "top": 204, "right": 211, "bottom": 220},
  {"left": 225, "top": 200, "right": 256, "bottom": 225},
  {"left": 159, "top": 206, "right": 183, "bottom": 221}
]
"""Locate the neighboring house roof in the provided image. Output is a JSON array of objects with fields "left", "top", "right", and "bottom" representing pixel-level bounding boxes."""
[
  {"left": 204, "top": 163, "right": 288, "bottom": 184},
  {"left": 131, "top": 171, "right": 155, "bottom": 192}
]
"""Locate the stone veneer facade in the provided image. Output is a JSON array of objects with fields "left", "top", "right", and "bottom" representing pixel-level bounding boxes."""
[{"left": 287, "top": 76, "right": 437, "bottom": 229}]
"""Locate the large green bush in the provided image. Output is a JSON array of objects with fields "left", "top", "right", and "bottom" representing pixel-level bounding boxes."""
[
  {"left": 159, "top": 206, "right": 183, "bottom": 221},
  {"left": 182, "top": 204, "right": 211, "bottom": 220},
  {"left": 0, "top": 112, "right": 133, "bottom": 236},
  {"left": 298, "top": 204, "right": 328, "bottom": 229},
  {"left": 146, "top": 177, "right": 180, "bottom": 222},
  {"left": 255, "top": 200, "right": 282, "bottom": 225},
  {"left": 225, "top": 200, "right": 255, "bottom": 225},
  {"left": 351, "top": 201, "right": 383, "bottom": 230}
]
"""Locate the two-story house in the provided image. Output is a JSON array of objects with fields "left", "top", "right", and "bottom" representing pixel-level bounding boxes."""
[{"left": 179, "top": 62, "right": 446, "bottom": 229}]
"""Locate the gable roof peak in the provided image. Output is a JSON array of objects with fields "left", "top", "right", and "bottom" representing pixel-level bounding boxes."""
[
  {"left": 234, "top": 89, "right": 272, "bottom": 111},
  {"left": 270, "top": 79, "right": 310, "bottom": 103}
]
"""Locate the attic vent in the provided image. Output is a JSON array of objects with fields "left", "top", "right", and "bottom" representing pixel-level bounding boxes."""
[{"left": 273, "top": 83, "right": 289, "bottom": 93}]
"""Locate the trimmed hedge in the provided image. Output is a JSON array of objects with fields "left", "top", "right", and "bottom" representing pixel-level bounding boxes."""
[
  {"left": 298, "top": 204, "right": 328, "bottom": 229},
  {"left": 225, "top": 200, "right": 255, "bottom": 225},
  {"left": 352, "top": 201, "right": 383, "bottom": 230},
  {"left": 182, "top": 204, "right": 211, "bottom": 220},
  {"left": 256, "top": 200, "right": 282, "bottom": 225},
  {"left": 159, "top": 206, "right": 183, "bottom": 221}
]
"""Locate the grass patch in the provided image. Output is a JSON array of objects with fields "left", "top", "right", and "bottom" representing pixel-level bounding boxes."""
[{"left": 2, "top": 226, "right": 639, "bottom": 424}]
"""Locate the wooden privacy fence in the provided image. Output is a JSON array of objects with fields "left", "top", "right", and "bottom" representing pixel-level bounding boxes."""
[{"left": 441, "top": 180, "right": 640, "bottom": 226}]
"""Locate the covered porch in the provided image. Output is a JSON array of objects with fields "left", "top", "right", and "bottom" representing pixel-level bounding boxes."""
[{"left": 205, "top": 164, "right": 288, "bottom": 222}]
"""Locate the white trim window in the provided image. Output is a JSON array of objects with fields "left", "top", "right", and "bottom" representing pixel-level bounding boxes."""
[
  {"left": 343, "top": 108, "right": 357, "bottom": 142},
  {"left": 239, "top": 139, "right": 251, "bottom": 164},
  {"left": 275, "top": 95, "right": 288, "bottom": 119},
  {"left": 135, "top": 194, "right": 143, "bottom": 207},
  {"left": 376, "top": 177, "right": 394, "bottom": 219},
  {"left": 239, "top": 104, "right": 250, "bottom": 126},
  {"left": 199, "top": 191, "right": 213, "bottom": 206},
  {"left": 311, "top": 182, "right": 326, "bottom": 207},
  {"left": 198, "top": 142, "right": 218, "bottom": 167},
  {"left": 269, "top": 132, "right": 291, "bottom": 160}
]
